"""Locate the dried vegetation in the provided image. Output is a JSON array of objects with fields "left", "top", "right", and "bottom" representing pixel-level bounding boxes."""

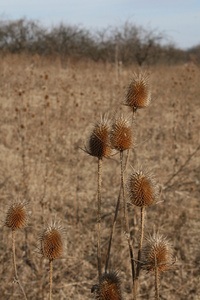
[{"left": 0, "top": 54, "right": 199, "bottom": 299}]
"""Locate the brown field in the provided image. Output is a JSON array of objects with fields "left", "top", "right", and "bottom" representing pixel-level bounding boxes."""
[{"left": 0, "top": 54, "right": 200, "bottom": 299}]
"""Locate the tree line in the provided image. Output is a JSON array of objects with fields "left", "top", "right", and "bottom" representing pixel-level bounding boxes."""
[{"left": 0, "top": 18, "right": 196, "bottom": 65}]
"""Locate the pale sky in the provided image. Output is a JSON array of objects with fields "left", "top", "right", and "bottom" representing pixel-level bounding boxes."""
[{"left": 1, "top": 0, "right": 200, "bottom": 49}]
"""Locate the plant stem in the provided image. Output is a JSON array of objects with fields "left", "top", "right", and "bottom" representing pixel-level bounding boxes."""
[
  {"left": 135, "top": 207, "right": 145, "bottom": 294},
  {"left": 12, "top": 230, "right": 18, "bottom": 279},
  {"left": 12, "top": 230, "right": 27, "bottom": 300},
  {"left": 155, "top": 257, "right": 160, "bottom": 300},
  {"left": 137, "top": 207, "right": 145, "bottom": 275},
  {"left": 49, "top": 260, "right": 53, "bottom": 300},
  {"left": 124, "top": 110, "right": 136, "bottom": 172},
  {"left": 97, "top": 158, "right": 102, "bottom": 280},
  {"left": 120, "top": 151, "right": 136, "bottom": 299},
  {"left": 105, "top": 184, "right": 121, "bottom": 273}
]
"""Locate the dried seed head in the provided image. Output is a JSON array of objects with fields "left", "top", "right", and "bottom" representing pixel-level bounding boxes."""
[
  {"left": 142, "top": 233, "right": 173, "bottom": 272},
  {"left": 95, "top": 272, "right": 122, "bottom": 300},
  {"left": 40, "top": 223, "right": 64, "bottom": 261},
  {"left": 110, "top": 117, "right": 133, "bottom": 151},
  {"left": 5, "top": 202, "right": 27, "bottom": 230},
  {"left": 87, "top": 119, "right": 111, "bottom": 159},
  {"left": 127, "top": 170, "right": 158, "bottom": 207},
  {"left": 125, "top": 73, "right": 151, "bottom": 111}
]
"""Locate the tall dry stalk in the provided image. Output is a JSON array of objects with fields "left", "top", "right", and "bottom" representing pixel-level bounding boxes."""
[
  {"left": 135, "top": 206, "right": 145, "bottom": 291},
  {"left": 83, "top": 118, "right": 111, "bottom": 280},
  {"left": 97, "top": 157, "right": 103, "bottom": 278},
  {"left": 120, "top": 150, "right": 136, "bottom": 299},
  {"left": 49, "top": 260, "right": 53, "bottom": 300},
  {"left": 104, "top": 185, "right": 121, "bottom": 273},
  {"left": 104, "top": 114, "right": 134, "bottom": 272},
  {"left": 12, "top": 230, "right": 27, "bottom": 300},
  {"left": 155, "top": 256, "right": 160, "bottom": 300},
  {"left": 123, "top": 110, "right": 136, "bottom": 172},
  {"left": 108, "top": 116, "right": 136, "bottom": 297},
  {"left": 127, "top": 169, "right": 158, "bottom": 297}
]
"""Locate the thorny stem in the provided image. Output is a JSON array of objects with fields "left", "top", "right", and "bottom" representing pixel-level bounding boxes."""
[
  {"left": 124, "top": 109, "right": 136, "bottom": 172},
  {"left": 39, "top": 258, "right": 44, "bottom": 299},
  {"left": 12, "top": 230, "right": 18, "bottom": 279},
  {"left": 12, "top": 230, "right": 27, "bottom": 300},
  {"left": 97, "top": 158, "right": 102, "bottom": 280},
  {"left": 120, "top": 151, "right": 137, "bottom": 299},
  {"left": 49, "top": 260, "right": 53, "bottom": 300},
  {"left": 135, "top": 206, "right": 145, "bottom": 292},
  {"left": 155, "top": 257, "right": 160, "bottom": 300},
  {"left": 105, "top": 184, "right": 122, "bottom": 273}
]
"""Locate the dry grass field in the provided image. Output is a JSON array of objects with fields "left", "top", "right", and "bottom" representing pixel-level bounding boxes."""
[{"left": 0, "top": 54, "right": 199, "bottom": 299}]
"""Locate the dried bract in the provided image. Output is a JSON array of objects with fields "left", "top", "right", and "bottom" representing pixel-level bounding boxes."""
[
  {"left": 5, "top": 202, "right": 27, "bottom": 230},
  {"left": 127, "top": 170, "right": 158, "bottom": 207},
  {"left": 125, "top": 73, "right": 151, "bottom": 111},
  {"left": 95, "top": 272, "right": 122, "bottom": 300},
  {"left": 142, "top": 233, "right": 173, "bottom": 272}
]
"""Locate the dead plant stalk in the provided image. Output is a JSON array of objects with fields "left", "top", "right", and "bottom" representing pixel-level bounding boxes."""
[
  {"left": 12, "top": 230, "right": 27, "bottom": 300},
  {"left": 97, "top": 157, "right": 102, "bottom": 280},
  {"left": 120, "top": 150, "right": 136, "bottom": 299}
]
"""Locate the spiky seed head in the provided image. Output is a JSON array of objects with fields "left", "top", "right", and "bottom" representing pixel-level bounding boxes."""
[
  {"left": 40, "top": 224, "right": 64, "bottom": 261},
  {"left": 5, "top": 202, "right": 27, "bottom": 230},
  {"left": 125, "top": 73, "right": 151, "bottom": 111},
  {"left": 88, "top": 120, "right": 111, "bottom": 159},
  {"left": 110, "top": 117, "right": 133, "bottom": 151},
  {"left": 142, "top": 233, "right": 173, "bottom": 272},
  {"left": 127, "top": 170, "right": 158, "bottom": 207},
  {"left": 96, "top": 272, "right": 122, "bottom": 300}
]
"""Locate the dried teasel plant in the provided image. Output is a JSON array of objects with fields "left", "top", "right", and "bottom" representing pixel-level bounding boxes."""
[
  {"left": 4, "top": 201, "right": 28, "bottom": 300},
  {"left": 127, "top": 169, "right": 159, "bottom": 297},
  {"left": 39, "top": 222, "right": 65, "bottom": 300},
  {"left": 125, "top": 73, "right": 151, "bottom": 113},
  {"left": 141, "top": 233, "right": 174, "bottom": 299},
  {"left": 108, "top": 116, "right": 136, "bottom": 298},
  {"left": 83, "top": 117, "right": 111, "bottom": 280},
  {"left": 93, "top": 272, "right": 123, "bottom": 300}
]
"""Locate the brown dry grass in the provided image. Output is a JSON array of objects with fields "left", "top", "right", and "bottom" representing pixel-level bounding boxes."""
[{"left": 0, "top": 54, "right": 199, "bottom": 299}]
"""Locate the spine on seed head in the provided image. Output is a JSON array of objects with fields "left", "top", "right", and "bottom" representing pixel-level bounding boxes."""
[
  {"left": 40, "top": 223, "right": 65, "bottom": 261},
  {"left": 125, "top": 73, "right": 151, "bottom": 111},
  {"left": 127, "top": 169, "right": 158, "bottom": 207},
  {"left": 141, "top": 232, "right": 174, "bottom": 272},
  {"left": 110, "top": 116, "right": 133, "bottom": 151},
  {"left": 87, "top": 118, "right": 111, "bottom": 159}
]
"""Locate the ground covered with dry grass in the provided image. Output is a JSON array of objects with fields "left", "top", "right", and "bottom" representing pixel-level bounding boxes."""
[{"left": 0, "top": 54, "right": 199, "bottom": 299}]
